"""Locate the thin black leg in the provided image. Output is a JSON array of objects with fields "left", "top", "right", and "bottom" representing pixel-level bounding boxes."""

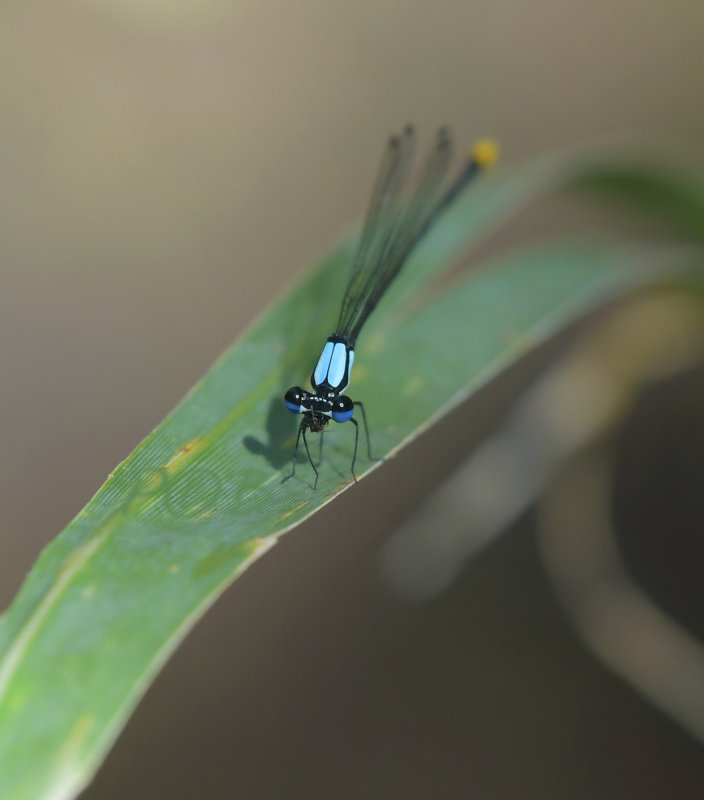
[
  {"left": 349, "top": 417, "right": 359, "bottom": 482},
  {"left": 316, "top": 429, "right": 324, "bottom": 467},
  {"left": 283, "top": 421, "right": 303, "bottom": 483},
  {"left": 301, "top": 427, "right": 319, "bottom": 489},
  {"left": 353, "top": 401, "right": 379, "bottom": 461}
]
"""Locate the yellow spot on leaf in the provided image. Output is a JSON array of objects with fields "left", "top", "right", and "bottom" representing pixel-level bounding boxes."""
[
  {"left": 276, "top": 502, "right": 309, "bottom": 522},
  {"left": 139, "top": 437, "right": 209, "bottom": 496},
  {"left": 58, "top": 713, "right": 94, "bottom": 764},
  {"left": 353, "top": 364, "right": 368, "bottom": 381},
  {"left": 503, "top": 326, "right": 535, "bottom": 350},
  {"left": 402, "top": 375, "right": 425, "bottom": 396},
  {"left": 163, "top": 437, "right": 207, "bottom": 475},
  {"left": 365, "top": 333, "right": 385, "bottom": 356}
]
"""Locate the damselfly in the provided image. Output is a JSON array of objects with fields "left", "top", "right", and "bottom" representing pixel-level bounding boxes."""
[{"left": 284, "top": 125, "right": 498, "bottom": 488}]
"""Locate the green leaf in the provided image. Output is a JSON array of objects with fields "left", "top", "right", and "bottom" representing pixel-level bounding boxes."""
[
  {"left": 0, "top": 149, "right": 700, "bottom": 800},
  {"left": 571, "top": 157, "right": 704, "bottom": 241}
]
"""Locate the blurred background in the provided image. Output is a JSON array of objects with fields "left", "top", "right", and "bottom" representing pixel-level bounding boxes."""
[{"left": 1, "top": 0, "right": 703, "bottom": 797}]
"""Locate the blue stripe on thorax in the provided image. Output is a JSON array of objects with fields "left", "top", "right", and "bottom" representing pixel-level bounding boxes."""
[{"left": 311, "top": 335, "right": 355, "bottom": 393}]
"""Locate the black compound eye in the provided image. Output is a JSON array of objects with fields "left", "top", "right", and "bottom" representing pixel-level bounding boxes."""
[
  {"left": 284, "top": 387, "right": 305, "bottom": 414},
  {"left": 331, "top": 395, "right": 354, "bottom": 423}
]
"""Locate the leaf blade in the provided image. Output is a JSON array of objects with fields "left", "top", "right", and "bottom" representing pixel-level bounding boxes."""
[{"left": 1, "top": 147, "right": 702, "bottom": 799}]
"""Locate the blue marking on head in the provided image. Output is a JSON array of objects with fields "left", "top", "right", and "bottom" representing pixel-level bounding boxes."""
[
  {"left": 284, "top": 387, "right": 305, "bottom": 414},
  {"left": 331, "top": 395, "right": 354, "bottom": 423}
]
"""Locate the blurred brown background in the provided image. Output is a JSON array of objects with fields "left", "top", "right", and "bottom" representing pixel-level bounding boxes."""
[{"left": 1, "top": 1, "right": 703, "bottom": 798}]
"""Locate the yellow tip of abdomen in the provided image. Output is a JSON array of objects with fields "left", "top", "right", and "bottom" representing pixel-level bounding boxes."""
[{"left": 472, "top": 138, "right": 500, "bottom": 168}]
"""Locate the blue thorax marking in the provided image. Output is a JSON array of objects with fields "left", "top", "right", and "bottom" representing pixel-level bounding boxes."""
[{"left": 311, "top": 335, "right": 355, "bottom": 393}]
